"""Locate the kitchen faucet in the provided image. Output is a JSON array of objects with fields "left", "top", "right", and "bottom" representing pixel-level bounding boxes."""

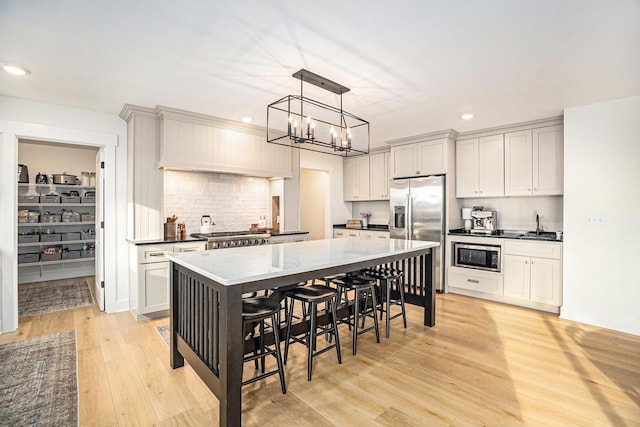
[{"left": 536, "top": 214, "right": 543, "bottom": 235}]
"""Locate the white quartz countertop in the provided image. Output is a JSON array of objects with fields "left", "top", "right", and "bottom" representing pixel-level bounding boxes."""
[{"left": 166, "top": 237, "right": 438, "bottom": 286}]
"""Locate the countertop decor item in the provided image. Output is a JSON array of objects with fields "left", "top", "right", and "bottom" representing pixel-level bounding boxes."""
[{"left": 267, "top": 69, "right": 370, "bottom": 157}]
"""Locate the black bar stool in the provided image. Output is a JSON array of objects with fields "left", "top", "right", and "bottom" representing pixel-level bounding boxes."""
[
  {"left": 283, "top": 285, "right": 342, "bottom": 381},
  {"left": 332, "top": 274, "right": 380, "bottom": 355},
  {"left": 363, "top": 267, "right": 407, "bottom": 338},
  {"left": 242, "top": 296, "right": 286, "bottom": 394}
]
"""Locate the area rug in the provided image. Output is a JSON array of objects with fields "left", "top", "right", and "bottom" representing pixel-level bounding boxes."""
[
  {"left": 156, "top": 324, "right": 170, "bottom": 347},
  {"left": 0, "top": 330, "right": 78, "bottom": 426},
  {"left": 19, "top": 279, "right": 94, "bottom": 317}
]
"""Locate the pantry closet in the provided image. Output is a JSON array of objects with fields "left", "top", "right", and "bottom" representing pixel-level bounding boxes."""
[{"left": 17, "top": 139, "right": 100, "bottom": 290}]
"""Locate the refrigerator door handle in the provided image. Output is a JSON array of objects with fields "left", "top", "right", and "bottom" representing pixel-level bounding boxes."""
[{"left": 407, "top": 193, "right": 412, "bottom": 239}]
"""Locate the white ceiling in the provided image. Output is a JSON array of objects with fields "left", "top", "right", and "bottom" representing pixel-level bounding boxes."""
[{"left": 1, "top": 0, "right": 639, "bottom": 147}]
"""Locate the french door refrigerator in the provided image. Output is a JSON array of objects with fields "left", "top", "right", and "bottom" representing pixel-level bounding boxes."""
[{"left": 389, "top": 175, "right": 445, "bottom": 291}]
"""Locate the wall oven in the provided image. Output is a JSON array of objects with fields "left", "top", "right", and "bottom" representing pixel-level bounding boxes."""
[{"left": 453, "top": 242, "right": 501, "bottom": 272}]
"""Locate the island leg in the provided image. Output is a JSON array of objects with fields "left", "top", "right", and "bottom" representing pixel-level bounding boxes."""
[
  {"left": 218, "top": 285, "right": 244, "bottom": 426},
  {"left": 170, "top": 263, "right": 184, "bottom": 368}
]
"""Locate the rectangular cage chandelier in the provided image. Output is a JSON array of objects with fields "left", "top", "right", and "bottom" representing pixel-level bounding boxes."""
[{"left": 267, "top": 69, "right": 370, "bottom": 157}]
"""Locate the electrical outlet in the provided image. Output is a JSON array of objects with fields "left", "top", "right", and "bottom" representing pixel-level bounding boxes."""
[{"left": 585, "top": 215, "right": 605, "bottom": 225}]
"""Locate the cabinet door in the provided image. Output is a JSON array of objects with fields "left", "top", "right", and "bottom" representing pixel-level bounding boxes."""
[
  {"left": 530, "top": 257, "right": 561, "bottom": 305},
  {"left": 359, "top": 230, "right": 375, "bottom": 239},
  {"left": 343, "top": 158, "right": 357, "bottom": 201},
  {"left": 138, "top": 261, "right": 170, "bottom": 314},
  {"left": 390, "top": 145, "right": 417, "bottom": 178},
  {"left": 456, "top": 138, "right": 479, "bottom": 197},
  {"left": 417, "top": 139, "right": 446, "bottom": 175},
  {"left": 369, "top": 152, "right": 389, "bottom": 200},
  {"left": 533, "top": 125, "right": 563, "bottom": 196},
  {"left": 503, "top": 254, "right": 530, "bottom": 300},
  {"left": 478, "top": 135, "right": 504, "bottom": 197},
  {"left": 504, "top": 130, "right": 533, "bottom": 196},
  {"left": 355, "top": 156, "right": 371, "bottom": 200}
]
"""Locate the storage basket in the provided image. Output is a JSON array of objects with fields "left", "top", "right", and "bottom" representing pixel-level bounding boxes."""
[
  {"left": 41, "top": 252, "right": 61, "bottom": 262},
  {"left": 61, "top": 232, "right": 81, "bottom": 241},
  {"left": 61, "top": 211, "right": 81, "bottom": 222},
  {"left": 61, "top": 250, "right": 81, "bottom": 260},
  {"left": 40, "top": 233, "right": 61, "bottom": 242},
  {"left": 41, "top": 213, "right": 61, "bottom": 223},
  {"left": 81, "top": 213, "right": 95, "bottom": 222},
  {"left": 19, "top": 195, "right": 39, "bottom": 204},
  {"left": 18, "top": 233, "right": 40, "bottom": 243},
  {"left": 81, "top": 229, "right": 96, "bottom": 240},
  {"left": 61, "top": 195, "right": 80, "bottom": 203},
  {"left": 40, "top": 194, "right": 61, "bottom": 203},
  {"left": 81, "top": 249, "right": 95, "bottom": 258},
  {"left": 81, "top": 196, "right": 95, "bottom": 203},
  {"left": 18, "top": 253, "right": 40, "bottom": 263}
]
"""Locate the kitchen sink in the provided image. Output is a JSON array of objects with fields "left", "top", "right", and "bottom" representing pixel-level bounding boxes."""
[{"left": 522, "top": 231, "right": 558, "bottom": 241}]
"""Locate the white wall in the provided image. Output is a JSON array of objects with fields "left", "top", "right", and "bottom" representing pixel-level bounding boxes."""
[
  {"left": 562, "top": 96, "right": 640, "bottom": 336},
  {"left": 0, "top": 96, "right": 128, "bottom": 332},
  {"left": 300, "top": 150, "right": 351, "bottom": 236},
  {"left": 19, "top": 139, "right": 98, "bottom": 178}
]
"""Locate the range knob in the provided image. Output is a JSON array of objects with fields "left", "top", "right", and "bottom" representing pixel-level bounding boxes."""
[
  {"left": 222, "top": 241, "right": 229, "bottom": 248},
  {"left": 254, "top": 239, "right": 260, "bottom": 245}
]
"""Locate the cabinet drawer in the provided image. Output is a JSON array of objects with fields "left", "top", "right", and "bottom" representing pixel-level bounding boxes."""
[
  {"left": 448, "top": 267, "right": 503, "bottom": 295},
  {"left": 174, "top": 242, "right": 206, "bottom": 253},
  {"left": 504, "top": 240, "right": 561, "bottom": 259},
  {"left": 138, "top": 245, "right": 172, "bottom": 262}
]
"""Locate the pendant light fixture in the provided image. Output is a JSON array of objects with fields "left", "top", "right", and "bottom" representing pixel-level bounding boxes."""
[{"left": 267, "top": 69, "right": 369, "bottom": 157}]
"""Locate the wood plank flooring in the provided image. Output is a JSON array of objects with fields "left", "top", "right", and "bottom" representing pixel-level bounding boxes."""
[{"left": 2, "top": 280, "right": 639, "bottom": 426}]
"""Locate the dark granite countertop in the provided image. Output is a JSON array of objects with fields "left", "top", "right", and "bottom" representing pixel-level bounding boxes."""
[
  {"left": 128, "top": 236, "right": 206, "bottom": 246},
  {"left": 333, "top": 224, "right": 389, "bottom": 231},
  {"left": 448, "top": 228, "right": 562, "bottom": 242},
  {"left": 270, "top": 231, "right": 309, "bottom": 236}
]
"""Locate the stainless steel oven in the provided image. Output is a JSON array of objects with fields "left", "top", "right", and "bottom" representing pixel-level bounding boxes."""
[{"left": 453, "top": 242, "right": 501, "bottom": 272}]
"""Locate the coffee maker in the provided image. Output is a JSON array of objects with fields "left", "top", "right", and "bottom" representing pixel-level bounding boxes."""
[{"left": 470, "top": 206, "right": 498, "bottom": 234}]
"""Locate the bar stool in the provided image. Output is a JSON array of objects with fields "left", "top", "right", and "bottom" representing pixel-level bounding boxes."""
[
  {"left": 363, "top": 267, "right": 407, "bottom": 338},
  {"left": 242, "top": 296, "right": 287, "bottom": 394},
  {"left": 283, "top": 285, "right": 342, "bottom": 381},
  {"left": 332, "top": 274, "right": 380, "bottom": 355}
]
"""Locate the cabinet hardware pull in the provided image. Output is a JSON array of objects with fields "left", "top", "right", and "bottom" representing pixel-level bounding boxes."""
[
  {"left": 525, "top": 261, "right": 528, "bottom": 264},
  {"left": 149, "top": 252, "right": 165, "bottom": 257},
  {"left": 467, "top": 279, "right": 479, "bottom": 283},
  {"left": 181, "top": 248, "right": 197, "bottom": 252}
]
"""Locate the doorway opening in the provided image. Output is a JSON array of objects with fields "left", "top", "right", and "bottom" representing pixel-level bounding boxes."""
[
  {"left": 300, "top": 168, "right": 329, "bottom": 240},
  {"left": 17, "top": 139, "right": 104, "bottom": 311}
]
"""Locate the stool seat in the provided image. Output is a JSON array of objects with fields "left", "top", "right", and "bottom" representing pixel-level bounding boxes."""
[
  {"left": 242, "top": 297, "right": 282, "bottom": 322},
  {"left": 286, "top": 285, "right": 338, "bottom": 303}
]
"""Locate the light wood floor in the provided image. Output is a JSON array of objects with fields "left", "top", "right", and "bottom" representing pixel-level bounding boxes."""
[{"left": 2, "top": 280, "right": 639, "bottom": 426}]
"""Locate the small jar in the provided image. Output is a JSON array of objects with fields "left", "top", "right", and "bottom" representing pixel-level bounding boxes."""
[
  {"left": 81, "top": 172, "right": 90, "bottom": 186},
  {"left": 89, "top": 172, "right": 96, "bottom": 186}
]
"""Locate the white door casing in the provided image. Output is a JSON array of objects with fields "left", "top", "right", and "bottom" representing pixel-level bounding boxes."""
[{"left": 0, "top": 120, "right": 117, "bottom": 333}]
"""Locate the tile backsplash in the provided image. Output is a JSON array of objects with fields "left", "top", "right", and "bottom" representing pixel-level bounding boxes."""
[
  {"left": 163, "top": 170, "right": 270, "bottom": 234},
  {"left": 459, "top": 196, "right": 563, "bottom": 232}
]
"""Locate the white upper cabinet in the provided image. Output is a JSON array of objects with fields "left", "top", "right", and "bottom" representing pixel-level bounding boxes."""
[
  {"left": 505, "top": 125, "right": 563, "bottom": 196},
  {"left": 390, "top": 138, "right": 447, "bottom": 178},
  {"left": 157, "top": 107, "right": 292, "bottom": 178},
  {"left": 369, "top": 152, "right": 390, "bottom": 200},
  {"left": 456, "top": 135, "right": 504, "bottom": 198},
  {"left": 533, "top": 125, "right": 563, "bottom": 196},
  {"left": 344, "top": 156, "right": 370, "bottom": 201}
]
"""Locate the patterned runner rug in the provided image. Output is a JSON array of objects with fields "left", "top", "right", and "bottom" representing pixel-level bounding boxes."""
[
  {"left": 19, "top": 278, "right": 94, "bottom": 317},
  {"left": 156, "top": 324, "right": 170, "bottom": 347},
  {"left": 0, "top": 330, "right": 78, "bottom": 426}
]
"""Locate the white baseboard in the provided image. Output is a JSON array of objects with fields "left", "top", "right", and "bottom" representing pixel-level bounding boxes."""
[{"left": 560, "top": 306, "right": 640, "bottom": 337}]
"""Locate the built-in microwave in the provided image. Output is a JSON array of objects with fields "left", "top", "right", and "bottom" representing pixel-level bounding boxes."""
[{"left": 453, "top": 242, "right": 501, "bottom": 272}]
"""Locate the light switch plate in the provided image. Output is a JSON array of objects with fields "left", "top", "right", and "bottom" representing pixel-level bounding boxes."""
[{"left": 585, "top": 215, "right": 605, "bottom": 225}]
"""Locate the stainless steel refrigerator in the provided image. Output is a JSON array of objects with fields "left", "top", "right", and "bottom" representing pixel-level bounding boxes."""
[{"left": 389, "top": 175, "right": 445, "bottom": 291}]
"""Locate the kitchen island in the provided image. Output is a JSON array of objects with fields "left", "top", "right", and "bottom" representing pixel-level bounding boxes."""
[{"left": 166, "top": 237, "right": 438, "bottom": 426}]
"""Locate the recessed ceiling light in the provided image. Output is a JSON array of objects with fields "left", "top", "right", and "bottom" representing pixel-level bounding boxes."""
[
  {"left": 241, "top": 116, "right": 253, "bottom": 123},
  {"left": 460, "top": 113, "right": 474, "bottom": 120},
  {"left": 2, "top": 64, "right": 31, "bottom": 76}
]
